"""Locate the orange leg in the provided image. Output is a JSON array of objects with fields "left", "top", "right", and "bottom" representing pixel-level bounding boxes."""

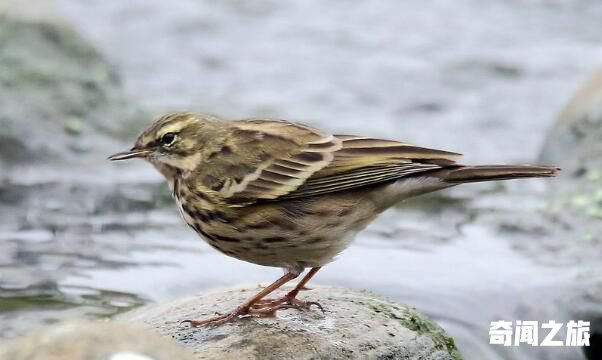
[
  {"left": 182, "top": 271, "right": 299, "bottom": 327},
  {"left": 252, "top": 267, "right": 323, "bottom": 311}
]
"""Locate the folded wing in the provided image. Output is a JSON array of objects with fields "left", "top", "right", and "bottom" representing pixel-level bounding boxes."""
[
  {"left": 188, "top": 119, "right": 462, "bottom": 205},
  {"left": 279, "top": 135, "right": 462, "bottom": 199}
]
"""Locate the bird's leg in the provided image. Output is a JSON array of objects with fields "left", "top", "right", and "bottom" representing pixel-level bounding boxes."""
[
  {"left": 252, "top": 267, "right": 323, "bottom": 311},
  {"left": 182, "top": 271, "right": 299, "bottom": 327}
]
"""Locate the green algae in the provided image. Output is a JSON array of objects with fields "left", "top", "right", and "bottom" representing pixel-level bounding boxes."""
[{"left": 351, "top": 297, "right": 463, "bottom": 360}]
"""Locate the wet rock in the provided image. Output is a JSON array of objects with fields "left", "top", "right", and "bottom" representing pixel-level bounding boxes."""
[
  {"left": 0, "top": 10, "right": 168, "bottom": 239},
  {"left": 120, "top": 285, "right": 462, "bottom": 360},
  {"left": 535, "top": 68, "right": 602, "bottom": 254},
  {"left": 0, "top": 320, "right": 195, "bottom": 360},
  {"left": 539, "top": 68, "right": 602, "bottom": 179},
  {"left": 0, "top": 14, "right": 146, "bottom": 166}
]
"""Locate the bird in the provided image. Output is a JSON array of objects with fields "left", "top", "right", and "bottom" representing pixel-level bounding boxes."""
[{"left": 109, "top": 112, "right": 559, "bottom": 327}]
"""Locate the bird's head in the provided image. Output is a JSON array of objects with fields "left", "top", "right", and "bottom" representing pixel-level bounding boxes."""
[{"left": 109, "top": 112, "right": 224, "bottom": 176}]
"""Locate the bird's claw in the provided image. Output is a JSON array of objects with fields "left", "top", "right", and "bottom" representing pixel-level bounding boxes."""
[
  {"left": 252, "top": 296, "right": 324, "bottom": 312},
  {"left": 181, "top": 296, "right": 325, "bottom": 328},
  {"left": 181, "top": 304, "right": 285, "bottom": 327}
]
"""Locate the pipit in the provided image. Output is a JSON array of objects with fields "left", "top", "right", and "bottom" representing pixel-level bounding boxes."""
[{"left": 109, "top": 112, "right": 559, "bottom": 327}]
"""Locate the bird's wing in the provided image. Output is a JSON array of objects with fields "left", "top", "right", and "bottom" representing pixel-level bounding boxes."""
[
  {"left": 278, "top": 135, "right": 463, "bottom": 199},
  {"left": 187, "top": 119, "right": 342, "bottom": 205},
  {"left": 188, "top": 120, "right": 462, "bottom": 205}
]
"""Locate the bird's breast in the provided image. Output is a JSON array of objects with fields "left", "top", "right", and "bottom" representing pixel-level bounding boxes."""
[{"left": 171, "top": 189, "right": 384, "bottom": 270}]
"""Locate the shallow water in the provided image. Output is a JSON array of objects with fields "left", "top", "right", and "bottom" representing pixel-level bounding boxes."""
[{"left": 3, "top": 1, "right": 602, "bottom": 359}]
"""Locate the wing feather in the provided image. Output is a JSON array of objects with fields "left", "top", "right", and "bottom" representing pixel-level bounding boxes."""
[
  {"left": 191, "top": 119, "right": 342, "bottom": 204},
  {"left": 189, "top": 121, "right": 462, "bottom": 205},
  {"left": 279, "top": 135, "right": 462, "bottom": 200},
  {"left": 280, "top": 163, "right": 441, "bottom": 199}
]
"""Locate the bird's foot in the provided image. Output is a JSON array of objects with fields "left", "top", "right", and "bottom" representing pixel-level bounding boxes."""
[
  {"left": 181, "top": 304, "right": 281, "bottom": 328},
  {"left": 182, "top": 297, "right": 325, "bottom": 327},
  {"left": 252, "top": 295, "right": 324, "bottom": 312}
]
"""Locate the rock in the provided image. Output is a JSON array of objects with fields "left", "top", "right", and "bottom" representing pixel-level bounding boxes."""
[
  {"left": 536, "top": 68, "right": 602, "bottom": 251},
  {"left": 120, "top": 285, "right": 462, "bottom": 360},
  {"left": 539, "top": 68, "right": 602, "bottom": 179},
  {"left": 0, "top": 320, "right": 195, "bottom": 360},
  {"left": 534, "top": 68, "right": 602, "bottom": 359},
  {"left": 0, "top": 13, "right": 165, "bottom": 224},
  {"left": 0, "top": 15, "right": 146, "bottom": 166}
]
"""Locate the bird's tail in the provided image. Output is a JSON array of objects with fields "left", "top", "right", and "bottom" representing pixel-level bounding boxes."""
[{"left": 435, "top": 164, "right": 560, "bottom": 183}]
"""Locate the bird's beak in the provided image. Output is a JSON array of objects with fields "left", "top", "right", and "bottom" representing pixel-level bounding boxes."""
[{"left": 108, "top": 148, "right": 153, "bottom": 161}]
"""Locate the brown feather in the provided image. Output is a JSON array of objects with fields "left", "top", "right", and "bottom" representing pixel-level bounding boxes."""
[
  {"left": 173, "top": 118, "right": 556, "bottom": 205},
  {"left": 314, "top": 135, "right": 462, "bottom": 177},
  {"left": 188, "top": 119, "right": 342, "bottom": 205},
  {"left": 275, "top": 135, "right": 461, "bottom": 199},
  {"left": 434, "top": 165, "right": 560, "bottom": 183}
]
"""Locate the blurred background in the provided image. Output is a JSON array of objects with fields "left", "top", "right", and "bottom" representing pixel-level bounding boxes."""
[{"left": 1, "top": 1, "right": 602, "bottom": 359}]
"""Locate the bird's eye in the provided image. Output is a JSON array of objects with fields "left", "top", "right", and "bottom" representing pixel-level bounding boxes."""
[{"left": 161, "top": 132, "right": 177, "bottom": 145}]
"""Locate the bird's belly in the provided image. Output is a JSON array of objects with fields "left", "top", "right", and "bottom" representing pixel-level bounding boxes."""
[
  {"left": 182, "top": 195, "right": 378, "bottom": 271},
  {"left": 193, "top": 219, "right": 363, "bottom": 271}
]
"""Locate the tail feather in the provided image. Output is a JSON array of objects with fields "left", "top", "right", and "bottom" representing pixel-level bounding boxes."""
[{"left": 437, "top": 165, "right": 560, "bottom": 183}]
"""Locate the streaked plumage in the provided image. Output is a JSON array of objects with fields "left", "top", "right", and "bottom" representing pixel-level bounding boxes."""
[{"left": 109, "top": 112, "right": 559, "bottom": 326}]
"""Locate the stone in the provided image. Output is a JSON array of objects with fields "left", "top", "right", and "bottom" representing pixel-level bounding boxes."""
[
  {"left": 539, "top": 68, "right": 602, "bottom": 179},
  {"left": 0, "top": 320, "right": 195, "bottom": 360},
  {"left": 120, "top": 285, "right": 462, "bottom": 360},
  {"left": 536, "top": 68, "right": 602, "bottom": 251},
  {"left": 534, "top": 68, "right": 602, "bottom": 359},
  {"left": 0, "top": 15, "right": 146, "bottom": 166}
]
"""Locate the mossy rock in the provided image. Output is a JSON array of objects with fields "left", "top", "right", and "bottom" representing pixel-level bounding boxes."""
[
  {"left": 120, "top": 285, "right": 462, "bottom": 360},
  {"left": 539, "top": 68, "right": 602, "bottom": 179}
]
